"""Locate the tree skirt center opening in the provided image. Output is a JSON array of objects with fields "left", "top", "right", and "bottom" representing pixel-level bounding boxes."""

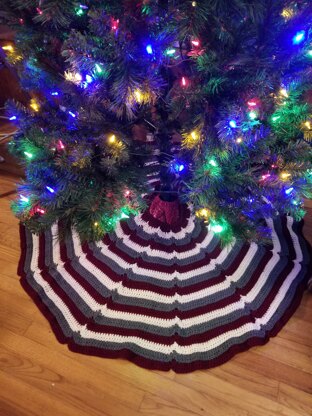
[{"left": 18, "top": 206, "right": 311, "bottom": 373}]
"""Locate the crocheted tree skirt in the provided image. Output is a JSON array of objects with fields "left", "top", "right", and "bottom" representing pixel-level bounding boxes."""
[{"left": 18, "top": 203, "right": 311, "bottom": 373}]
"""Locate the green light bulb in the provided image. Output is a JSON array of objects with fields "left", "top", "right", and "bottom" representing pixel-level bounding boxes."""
[
  {"left": 209, "top": 159, "right": 217, "bottom": 167},
  {"left": 248, "top": 110, "right": 258, "bottom": 120},
  {"left": 24, "top": 151, "right": 33, "bottom": 159}
]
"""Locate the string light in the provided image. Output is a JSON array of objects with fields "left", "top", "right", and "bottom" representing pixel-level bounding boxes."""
[
  {"left": 24, "top": 151, "right": 33, "bottom": 159},
  {"left": 68, "top": 111, "right": 76, "bottom": 118},
  {"left": 57, "top": 140, "right": 65, "bottom": 150},
  {"left": 111, "top": 19, "right": 119, "bottom": 31},
  {"left": 248, "top": 110, "right": 258, "bottom": 120},
  {"left": 261, "top": 173, "right": 271, "bottom": 180},
  {"left": 209, "top": 159, "right": 217, "bottom": 167},
  {"left": 20, "top": 195, "right": 30, "bottom": 203},
  {"left": 192, "top": 1, "right": 197, "bottom": 6},
  {"left": 94, "top": 222, "right": 99, "bottom": 226},
  {"left": 35, "top": 207, "right": 46, "bottom": 215},
  {"left": 293, "top": 30, "right": 306, "bottom": 45},
  {"left": 146, "top": 44, "right": 153, "bottom": 55},
  {"left": 229, "top": 120, "right": 237, "bottom": 128},
  {"left": 85, "top": 74, "right": 93, "bottom": 83},
  {"left": 124, "top": 190, "right": 131, "bottom": 197},
  {"left": 30, "top": 98, "right": 40, "bottom": 112},
  {"left": 304, "top": 121, "right": 311, "bottom": 130},
  {"left": 247, "top": 100, "right": 257, "bottom": 107},
  {"left": 285, "top": 187, "right": 294, "bottom": 195},
  {"left": 191, "top": 40, "right": 200, "bottom": 47},
  {"left": 2, "top": 45, "right": 14, "bottom": 52},
  {"left": 134, "top": 89, "right": 143, "bottom": 103},
  {"left": 280, "top": 172, "right": 291, "bottom": 180},
  {"left": 46, "top": 186, "right": 55, "bottom": 193},
  {"left": 64, "top": 70, "right": 83, "bottom": 84},
  {"left": 109, "top": 134, "right": 116, "bottom": 144},
  {"left": 120, "top": 212, "right": 130, "bottom": 219},
  {"left": 191, "top": 131, "right": 198, "bottom": 140},
  {"left": 236, "top": 137, "right": 243, "bottom": 144},
  {"left": 51, "top": 91, "right": 59, "bottom": 96},
  {"left": 9, "top": 116, "right": 17, "bottom": 121},
  {"left": 307, "top": 50, "right": 312, "bottom": 58},
  {"left": 272, "top": 115, "right": 280, "bottom": 122},
  {"left": 181, "top": 77, "right": 188, "bottom": 87},
  {"left": 281, "top": 7, "right": 295, "bottom": 20},
  {"left": 95, "top": 64, "right": 103, "bottom": 74},
  {"left": 36, "top": 7, "right": 43, "bottom": 15},
  {"left": 280, "top": 88, "right": 288, "bottom": 98},
  {"left": 166, "top": 48, "right": 176, "bottom": 56}
]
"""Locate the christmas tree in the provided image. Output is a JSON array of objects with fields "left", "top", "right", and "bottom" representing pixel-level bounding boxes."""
[{"left": 1, "top": 0, "right": 311, "bottom": 243}]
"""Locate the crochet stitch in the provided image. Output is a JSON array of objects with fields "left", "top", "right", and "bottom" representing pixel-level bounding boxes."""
[{"left": 18, "top": 205, "right": 311, "bottom": 373}]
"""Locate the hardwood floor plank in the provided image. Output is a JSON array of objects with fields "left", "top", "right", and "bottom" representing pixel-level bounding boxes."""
[{"left": 278, "top": 383, "right": 312, "bottom": 416}]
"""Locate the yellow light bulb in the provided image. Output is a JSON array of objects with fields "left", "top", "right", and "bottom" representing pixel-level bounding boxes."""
[
  {"left": 280, "top": 172, "right": 291, "bottom": 180},
  {"left": 280, "top": 88, "right": 288, "bottom": 98},
  {"left": 192, "top": 1, "right": 197, "bottom": 6},
  {"left": 109, "top": 135, "right": 116, "bottom": 144},
  {"left": 94, "top": 222, "right": 98, "bottom": 226},
  {"left": 304, "top": 121, "right": 311, "bottom": 130},
  {"left": 191, "top": 131, "right": 198, "bottom": 140},
  {"left": 30, "top": 99, "right": 40, "bottom": 112},
  {"left": 236, "top": 137, "right": 243, "bottom": 144},
  {"left": 2, "top": 45, "right": 14, "bottom": 52},
  {"left": 134, "top": 89, "right": 143, "bottom": 103},
  {"left": 281, "top": 7, "right": 295, "bottom": 20}
]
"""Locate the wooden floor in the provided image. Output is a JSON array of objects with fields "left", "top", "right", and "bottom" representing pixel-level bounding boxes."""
[{"left": 0, "top": 173, "right": 312, "bottom": 416}]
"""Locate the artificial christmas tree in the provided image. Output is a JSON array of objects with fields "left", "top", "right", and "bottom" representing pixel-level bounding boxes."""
[
  {"left": 1, "top": 0, "right": 311, "bottom": 371},
  {"left": 0, "top": 0, "right": 311, "bottom": 243}
]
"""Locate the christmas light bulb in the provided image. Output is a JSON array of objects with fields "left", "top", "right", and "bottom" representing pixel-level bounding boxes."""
[
  {"left": 209, "top": 159, "right": 217, "bottom": 167},
  {"left": 85, "top": 74, "right": 93, "bottom": 83},
  {"left": 94, "top": 222, "right": 99, "bottom": 226},
  {"left": 192, "top": 1, "right": 197, "bottom": 6},
  {"left": 261, "top": 173, "right": 271, "bottom": 180},
  {"left": 280, "top": 172, "right": 291, "bottom": 180},
  {"left": 46, "top": 186, "right": 55, "bottom": 193},
  {"left": 109, "top": 135, "right": 116, "bottom": 144},
  {"left": 211, "top": 223, "right": 224, "bottom": 233},
  {"left": 36, "top": 207, "right": 46, "bottom": 215},
  {"left": 229, "top": 120, "right": 237, "bottom": 128},
  {"left": 57, "top": 140, "right": 65, "bottom": 150},
  {"left": 304, "top": 121, "right": 311, "bottom": 130},
  {"left": 181, "top": 77, "right": 188, "bottom": 87},
  {"left": 9, "top": 116, "right": 17, "bottom": 121},
  {"left": 95, "top": 64, "right": 103, "bottom": 74},
  {"left": 191, "top": 40, "right": 200, "bottom": 47},
  {"left": 2, "top": 45, "right": 14, "bottom": 52},
  {"left": 111, "top": 19, "right": 119, "bottom": 30},
  {"left": 200, "top": 209, "right": 209, "bottom": 218},
  {"left": 36, "top": 7, "right": 43, "bottom": 15},
  {"left": 281, "top": 7, "right": 295, "bottom": 20},
  {"left": 20, "top": 195, "right": 29, "bottom": 203},
  {"left": 134, "top": 89, "right": 143, "bottom": 103},
  {"left": 51, "top": 91, "right": 59, "bottom": 96},
  {"left": 307, "top": 50, "right": 312, "bottom": 58},
  {"left": 120, "top": 212, "right": 129, "bottom": 219},
  {"left": 280, "top": 88, "right": 288, "bottom": 98},
  {"left": 146, "top": 44, "right": 153, "bottom": 55},
  {"left": 191, "top": 131, "right": 198, "bottom": 140},
  {"left": 285, "top": 187, "right": 294, "bottom": 195},
  {"left": 124, "top": 190, "right": 131, "bottom": 197},
  {"left": 166, "top": 48, "right": 176, "bottom": 56},
  {"left": 24, "top": 151, "right": 33, "bottom": 159},
  {"left": 236, "top": 137, "right": 243, "bottom": 144},
  {"left": 248, "top": 110, "right": 258, "bottom": 120},
  {"left": 272, "top": 115, "right": 280, "bottom": 122},
  {"left": 293, "top": 30, "right": 306, "bottom": 45},
  {"left": 68, "top": 111, "right": 76, "bottom": 118},
  {"left": 30, "top": 99, "right": 40, "bottom": 112},
  {"left": 247, "top": 100, "right": 257, "bottom": 107}
]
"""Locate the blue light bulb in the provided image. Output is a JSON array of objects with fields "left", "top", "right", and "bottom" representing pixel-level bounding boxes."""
[
  {"left": 46, "top": 186, "right": 55, "bottom": 193},
  {"left": 9, "top": 116, "right": 17, "bottom": 121},
  {"left": 146, "top": 44, "right": 153, "bottom": 55},
  {"left": 68, "top": 111, "right": 76, "bottom": 118},
  {"left": 51, "top": 92, "right": 59, "bottom": 96},
  {"left": 86, "top": 74, "right": 93, "bottom": 83},
  {"left": 179, "top": 164, "right": 185, "bottom": 172},
  {"left": 293, "top": 30, "right": 306, "bottom": 45},
  {"left": 285, "top": 187, "right": 294, "bottom": 195},
  {"left": 229, "top": 120, "right": 237, "bottom": 128}
]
